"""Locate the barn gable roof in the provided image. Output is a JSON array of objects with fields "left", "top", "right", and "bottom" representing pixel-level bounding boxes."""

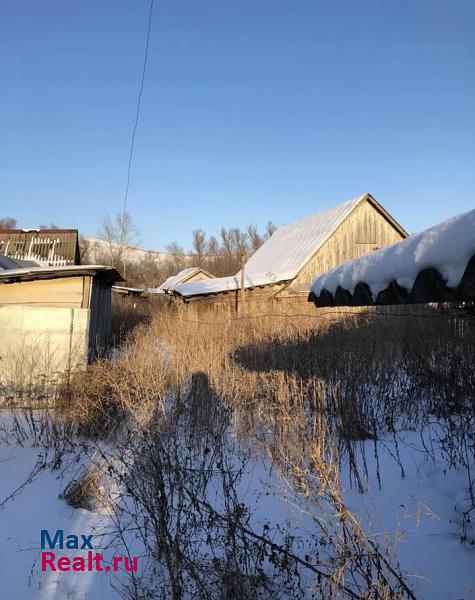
[{"left": 174, "top": 193, "right": 406, "bottom": 299}]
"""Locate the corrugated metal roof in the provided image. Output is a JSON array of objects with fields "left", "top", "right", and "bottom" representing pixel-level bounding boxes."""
[
  {"left": 0, "top": 229, "right": 80, "bottom": 266},
  {"left": 0, "top": 254, "right": 40, "bottom": 270},
  {"left": 310, "top": 207, "right": 475, "bottom": 302}
]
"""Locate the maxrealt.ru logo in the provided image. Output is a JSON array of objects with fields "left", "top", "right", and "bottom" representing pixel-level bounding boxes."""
[{"left": 41, "top": 530, "right": 138, "bottom": 572}]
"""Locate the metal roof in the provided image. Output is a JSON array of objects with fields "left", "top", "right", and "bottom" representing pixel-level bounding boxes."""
[{"left": 0, "top": 254, "right": 39, "bottom": 270}]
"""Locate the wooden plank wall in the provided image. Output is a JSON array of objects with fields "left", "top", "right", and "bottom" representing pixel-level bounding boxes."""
[
  {"left": 294, "top": 200, "right": 404, "bottom": 286},
  {"left": 88, "top": 278, "right": 112, "bottom": 359},
  {"left": 0, "top": 276, "right": 89, "bottom": 308}
]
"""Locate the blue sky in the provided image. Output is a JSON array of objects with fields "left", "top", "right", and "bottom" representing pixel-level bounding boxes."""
[{"left": 1, "top": 0, "right": 474, "bottom": 250}]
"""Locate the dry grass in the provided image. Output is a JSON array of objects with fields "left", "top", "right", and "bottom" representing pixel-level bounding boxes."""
[{"left": 50, "top": 304, "right": 474, "bottom": 598}]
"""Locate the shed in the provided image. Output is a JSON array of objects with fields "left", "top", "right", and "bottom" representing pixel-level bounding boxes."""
[
  {"left": 0, "top": 229, "right": 80, "bottom": 266},
  {"left": 0, "top": 262, "right": 123, "bottom": 399},
  {"left": 173, "top": 193, "right": 407, "bottom": 313},
  {"left": 149, "top": 267, "right": 215, "bottom": 295}
]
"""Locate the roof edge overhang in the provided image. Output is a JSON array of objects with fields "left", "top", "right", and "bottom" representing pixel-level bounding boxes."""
[
  {"left": 173, "top": 278, "right": 292, "bottom": 300},
  {"left": 0, "top": 265, "right": 124, "bottom": 285},
  {"left": 364, "top": 193, "right": 409, "bottom": 238}
]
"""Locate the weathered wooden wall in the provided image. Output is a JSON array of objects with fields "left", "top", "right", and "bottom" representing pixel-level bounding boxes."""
[
  {"left": 178, "top": 285, "right": 316, "bottom": 321},
  {"left": 0, "top": 276, "right": 90, "bottom": 308},
  {"left": 0, "top": 274, "right": 113, "bottom": 401},
  {"left": 88, "top": 278, "right": 112, "bottom": 358},
  {"left": 185, "top": 271, "right": 214, "bottom": 283},
  {"left": 293, "top": 200, "right": 404, "bottom": 288}
]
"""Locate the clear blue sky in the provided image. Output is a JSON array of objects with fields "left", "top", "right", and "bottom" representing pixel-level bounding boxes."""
[{"left": 1, "top": 0, "right": 474, "bottom": 250}]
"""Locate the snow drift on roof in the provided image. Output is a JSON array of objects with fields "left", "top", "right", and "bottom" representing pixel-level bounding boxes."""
[
  {"left": 175, "top": 194, "right": 366, "bottom": 297},
  {"left": 310, "top": 208, "right": 475, "bottom": 299},
  {"left": 244, "top": 195, "right": 364, "bottom": 279},
  {"left": 173, "top": 272, "right": 287, "bottom": 297},
  {"left": 149, "top": 267, "right": 209, "bottom": 294}
]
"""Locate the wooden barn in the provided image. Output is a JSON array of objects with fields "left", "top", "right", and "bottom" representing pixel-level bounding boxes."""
[
  {"left": 0, "top": 229, "right": 80, "bottom": 267},
  {"left": 0, "top": 262, "right": 122, "bottom": 401},
  {"left": 172, "top": 193, "right": 407, "bottom": 317}
]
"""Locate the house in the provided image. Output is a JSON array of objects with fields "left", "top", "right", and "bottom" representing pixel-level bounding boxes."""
[
  {"left": 0, "top": 260, "right": 123, "bottom": 401},
  {"left": 309, "top": 207, "right": 475, "bottom": 307},
  {"left": 0, "top": 229, "right": 80, "bottom": 266},
  {"left": 172, "top": 193, "right": 407, "bottom": 314},
  {"left": 149, "top": 267, "right": 215, "bottom": 295}
]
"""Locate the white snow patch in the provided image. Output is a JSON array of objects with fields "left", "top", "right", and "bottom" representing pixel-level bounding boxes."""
[{"left": 311, "top": 208, "right": 475, "bottom": 298}]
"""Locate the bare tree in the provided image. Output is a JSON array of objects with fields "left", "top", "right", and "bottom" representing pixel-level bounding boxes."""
[
  {"left": 207, "top": 236, "right": 219, "bottom": 260},
  {"left": 265, "top": 221, "right": 277, "bottom": 239},
  {"left": 192, "top": 229, "right": 206, "bottom": 266},
  {"left": 79, "top": 236, "right": 92, "bottom": 264},
  {"left": 247, "top": 224, "right": 263, "bottom": 251},
  {"left": 165, "top": 242, "right": 187, "bottom": 272},
  {"left": 0, "top": 217, "right": 17, "bottom": 230},
  {"left": 39, "top": 223, "right": 59, "bottom": 229},
  {"left": 229, "top": 228, "right": 249, "bottom": 257},
  {"left": 219, "top": 227, "right": 233, "bottom": 257},
  {"left": 98, "top": 212, "right": 140, "bottom": 276}
]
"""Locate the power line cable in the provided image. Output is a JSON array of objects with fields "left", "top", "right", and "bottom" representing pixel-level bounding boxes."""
[{"left": 122, "top": 0, "right": 155, "bottom": 216}]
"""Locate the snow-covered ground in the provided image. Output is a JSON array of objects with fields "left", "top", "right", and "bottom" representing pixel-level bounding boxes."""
[
  {"left": 0, "top": 417, "right": 473, "bottom": 599},
  {"left": 0, "top": 445, "right": 117, "bottom": 599}
]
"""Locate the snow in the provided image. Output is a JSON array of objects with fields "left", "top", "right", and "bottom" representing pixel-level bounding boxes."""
[
  {"left": 311, "top": 207, "right": 475, "bottom": 298},
  {"left": 83, "top": 237, "right": 173, "bottom": 267},
  {"left": 1, "top": 415, "right": 473, "bottom": 599},
  {"left": 149, "top": 267, "right": 205, "bottom": 294},
  {"left": 174, "top": 194, "right": 367, "bottom": 297},
  {"left": 173, "top": 271, "right": 291, "bottom": 297},
  {"left": 342, "top": 429, "right": 475, "bottom": 600},
  {"left": 0, "top": 446, "right": 120, "bottom": 599}
]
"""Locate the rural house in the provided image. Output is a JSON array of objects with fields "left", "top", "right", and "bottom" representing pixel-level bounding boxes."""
[
  {"left": 0, "top": 261, "right": 122, "bottom": 401},
  {"left": 172, "top": 193, "right": 407, "bottom": 315},
  {"left": 0, "top": 229, "right": 80, "bottom": 266}
]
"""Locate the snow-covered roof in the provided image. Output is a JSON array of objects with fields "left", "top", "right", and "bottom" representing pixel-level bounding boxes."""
[
  {"left": 174, "top": 193, "right": 382, "bottom": 298},
  {"left": 149, "top": 267, "right": 214, "bottom": 295},
  {"left": 173, "top": 272, "right": 281, "bottom": 297},
  {"left": 310, "top": 207, "right": 475, "bottom": 302}
]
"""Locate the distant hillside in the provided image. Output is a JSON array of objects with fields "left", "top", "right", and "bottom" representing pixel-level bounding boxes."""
[{"left": 81, "top": 236, "right": 191, "bottom": 266}]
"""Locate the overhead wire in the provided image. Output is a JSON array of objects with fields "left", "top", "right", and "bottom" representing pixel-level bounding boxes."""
[{"left": 122, "top": 0, "right": 155, "bottom": 217}]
